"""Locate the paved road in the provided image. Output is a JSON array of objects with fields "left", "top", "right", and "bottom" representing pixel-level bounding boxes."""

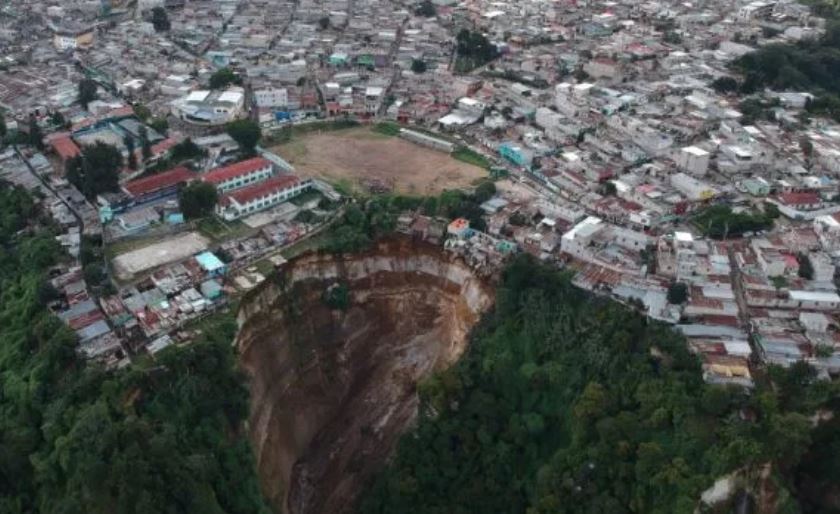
[{"left": 14, "top": 145, "right": 86, "bottom": 241}]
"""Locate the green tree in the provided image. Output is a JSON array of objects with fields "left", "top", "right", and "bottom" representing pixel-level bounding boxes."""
[
  {"left": 209, "top": 68, "right": 242, "bottom": 90},
  {"left": 694, "top": 204, "right": 774, "bottom": 239},
  {"left": 323, "top": 282, "right": 350, "bottom": 310},
  {"left": 598, "top": 181, "right": 617, "bottom": 196},
  {"left": 455, "top": 29, "right": 498, "bottom": 71},
  {"left": 151, "top": 6, "right": 171, "bottom": 32},
  {"left": 133, "top": 103, "right": 152, "bottom": 120},
  {"left": 798, "top": 253, "right": 814, "bottom": 280},
  {"left": 764, "top": 202, "right": 781, "bottom": 219},
  {"left": 226, "top": 119, "right": 262, "bottom": 155},
  {"left": 149, "top": 117, "right": 169, "bottom": 135},
  {"left": 667, "top": 281, "right": 688, "bottom": 304},
  {"left": 663, "top": 30, "right": 683, "bottom": 44},
  {"left": 799, "top": 137, "right": 814, "bottom": 168},
  {"left": 124, "top": 136, "right": 138, "bottom": 170},
  {"left": 178, "top": 181, "right": 217, "bottom": 219},
  {"left": 139, "top": 126, "right": 152, "bottom": 161},
  {"left": 78, "top": 78, "right": 98, "bottom": 110},
  {"left": 574, "top": 382, "right": 609, "bottom": 423},
  {"left": 50, "top": 110, "right": 66, "bottom": 127},
  {"left": 83, "top": 262, "right": 106, "bottom": 287},
  {"left": 0, "top": 114, "right": 6, "bottom": 138},
  {"left": 411, "top": 58, "right": 428, "bottom": 73},
  {"left": 711, "top": 76, "right": 739, "bottom": 94},
  {"left": 67, "top": 142, "right": 123, "bottom": 198},
  {"left": 171, "top": 138, "right": 204, "bottom": 162},
  {"left": 318, "top": 16, "right": 330, "bottom": 30},
  {"left": 474, "top": 181, "right": 496, "bottom": 203},
  {"left": 27, "top": 115, "right": 44, "bottom": 150},
  {"left": 415, "top": 0, "right": 436, "bottom": 16}
]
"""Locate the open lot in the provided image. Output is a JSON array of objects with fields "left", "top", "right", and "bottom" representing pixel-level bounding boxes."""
[
  {"left": 270, "top": 127, "right": 486, "bottom": 195},
  {"left": 111, "top": 231, "right": 209, "bottom": 280}
]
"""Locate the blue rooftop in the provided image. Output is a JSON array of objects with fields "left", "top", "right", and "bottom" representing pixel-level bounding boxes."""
[{"left": 195, "top": 251, "right": 226, "bottom": 272}]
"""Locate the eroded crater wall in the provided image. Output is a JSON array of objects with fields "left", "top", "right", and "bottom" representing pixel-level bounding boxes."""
[{"left": 236, "top": 237, "right": 494, "bottom": 514}]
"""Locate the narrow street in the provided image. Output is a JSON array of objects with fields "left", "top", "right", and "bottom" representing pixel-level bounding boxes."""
[{"left": 726, "top": 242, "right": 750, "bottom": 329}]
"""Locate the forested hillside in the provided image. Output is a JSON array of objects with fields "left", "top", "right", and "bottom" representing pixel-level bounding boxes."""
[
  {"left": 734, "top": 21, "right": 840, "bottom": 121},
  {"left": 0, "top": 181, "right": 269, "bottom": 514},
  {"left": 360, "top": 256, "right": 840, "bottom": 514},
  {"left": 3, "top": 179, "right": 839, "bottom": 514}
]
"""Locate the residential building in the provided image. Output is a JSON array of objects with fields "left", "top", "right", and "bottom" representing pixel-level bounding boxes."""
[
  {"left": 657, "top": 231, "right": 698, "bottom": 281},
  {"left": 202, "top": 157, "right": 274, "bottom": 193},
  {"left": 743, "top": 177, "right": 770, "bottom": 197},
  {"left": 254, "top": 88, "right": 289, "bottom": 108},
  {"left": 216, "top": 174, "right": 312, "bottom": 220},
  {"left": 499, "top": 142, "right": 534, "bottom": 168},
  {"left": 170, "top": 88, "right": 246, "bottom": 126},
  {"left": 788, "top": 290, "right": 840, "bottom": 311},
  {"left": 53, "top": 25, "right": 95, "bottom": 51},
  {"left": 670, "top": 173, "right": 717, "bottom": 201},
  {"left": 123, "top": 166, "right": 195, "bottom": 204},
  {"left": 675, "top": 146, "right": 710, "bottom": 176},
  {"left": 814, "top": 213, "right": 840, "bottom": 252}
]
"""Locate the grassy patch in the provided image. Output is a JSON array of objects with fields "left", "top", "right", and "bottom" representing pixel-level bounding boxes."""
[
  {"left": 106, "top": 233, "right": 171, "bottom": 259},
  {"left": 263, "top": 119, "right": 361, "bottom": 145},
  {"left": 179, "top": 303, "right": 238, "bottom": 338},
  {"left": 692, "top": 205, "right": 774, "bottom": 239},
  {"left": 331, "top": 178, "right": 355, "bottom": 196},
  {"left": 290, "top": 189, "right": 325, "bottom": 206},
  {"left": 280, "top": 232, "right": 330, "bottom": 259},
  {"left": 372, "top": 122, "right": 402, "bottom": 136},
  {"left": 251, "top": 258, "right": 277, "bottom": 276},
  {"left": 197, "top": 217, "right": 252, "bottom": 242},
  {"left": 771, "top": 276, "right": 789, "bottom": 289},
  {"left": 452, "top": 145, "right": 492, "bottom": 170}
]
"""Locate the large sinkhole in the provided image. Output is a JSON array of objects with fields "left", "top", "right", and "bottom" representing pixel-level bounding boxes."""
[{"left": 235, "top": 237, "right": 494, "bottom": 514}]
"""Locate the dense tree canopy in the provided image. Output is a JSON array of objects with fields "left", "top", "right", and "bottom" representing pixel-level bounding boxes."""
[
  {"left": 415, "top": 0, "right": 436, "bottom": 17},
  {"left": 667, "top": 281, "right": 688, "bottom": 304},
  {"left": 151, "top": 7, "right": 171, "bottom": 32},
  {"left": 225, "top": 119, "right": 262, "bottom": 156},
  {"left": 411, "top": 59, "right": 428, "bottom": 74},
  {"left": 66, "top": 142, "right": 123, "bottom": 199},
  {"left": 711, "top": 76, "right": 739, "bottom": 95},
  {"left": 209, "top": 68, "right": 243, "bottom": 90},
  {"left": 455, "top": 30, "right": 499, "bottom": 72},
  {"left": 78, "top": 79, "right": 98, "bottom": 110},
  {"left": 27, "top": 115, "right": 44, "bottom": 150},
  {"left": 693, "top": 205, "right": 774, "bottom": 239},
  {"left": 360, "top": 255, "right": 840, "bottom": 514},
  {"left": 0, "top": 183, "right": 270, "bottom": 514},
  {"left": 798, "top": 252, "right": 814, "bottom": 280},
  {"left": 733, "top": 21, "right": 840, "bottom": 121},
  {"left": 170, "top": 138, "right": 204, "bottom": 162},
  {"left": 178, "top": 181, "right": 218, "bottom": 219}
]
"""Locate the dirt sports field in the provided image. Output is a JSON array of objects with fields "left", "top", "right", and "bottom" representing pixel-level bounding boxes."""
[{"left": 271, "top": 127, "right": 486, "bottom": 195}]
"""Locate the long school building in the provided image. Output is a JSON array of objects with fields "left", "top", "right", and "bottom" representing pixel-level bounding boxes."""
[
  {"left": 202, "top": 157, "right": 274, "bottom": 193},
  {"left": 216, "top": 174, "right": 312, "bottom": 220}
]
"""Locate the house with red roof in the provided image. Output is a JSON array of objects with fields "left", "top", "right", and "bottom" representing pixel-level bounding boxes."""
[
  {"left": 122, "top": 166, "right": 196, "bottom": 203},
  {"left": 201, "top": 157, "right": 274, "bottom": 193},
  {"left": 50, "top": 135, "right": 81, "bottom": 165},
  {"left": 216, "top": 174, "right": 312, "bottom": 220},
  {"left": 776, "top": 192, "right": 823, "bottom": 211}
]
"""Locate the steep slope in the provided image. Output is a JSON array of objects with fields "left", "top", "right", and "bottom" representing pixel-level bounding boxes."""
[{"left": 236, "top": 237, "right": 493, "bottom": 514}]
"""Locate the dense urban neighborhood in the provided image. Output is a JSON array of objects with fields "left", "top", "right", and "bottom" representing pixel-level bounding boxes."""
[{"left": 1, "top": 0, "right": 840, "bottom": 512}]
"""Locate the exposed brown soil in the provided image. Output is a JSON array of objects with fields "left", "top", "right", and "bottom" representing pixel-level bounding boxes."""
[
  {"left": 270, "top": 128, "right": 486, "bottom": 195},
  {"left": 236, "top": 237, "right": 494, "bottom": 514}
]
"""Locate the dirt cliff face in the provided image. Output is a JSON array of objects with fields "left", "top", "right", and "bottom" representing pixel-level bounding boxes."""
[{"left": 236, "top": 237, "right": 494, "bottom": 514}]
